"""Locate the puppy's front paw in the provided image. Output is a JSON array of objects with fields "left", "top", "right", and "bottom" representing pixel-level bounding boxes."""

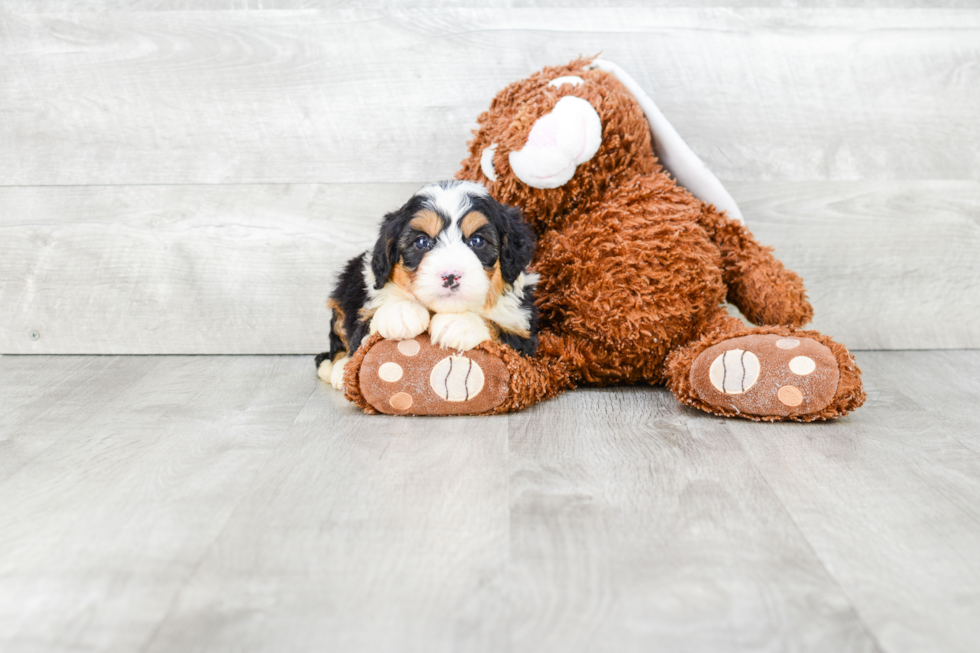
[
  {"left": 329, "top": 356, "right": 348, "bottom": 390},
  {"left": 429, "top": 312, "right": 491, "bottom": 351},
  {"left": 371, "top": 301, "right": 430, "bottom": 340}
]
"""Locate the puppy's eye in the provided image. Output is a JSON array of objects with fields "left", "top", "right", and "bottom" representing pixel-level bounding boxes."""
[
  {"left": 467, "top": 235, "right": 485, "bottom": 249},
  {"left": 414, "top": 235, "right": 433, "bottom": 249}
]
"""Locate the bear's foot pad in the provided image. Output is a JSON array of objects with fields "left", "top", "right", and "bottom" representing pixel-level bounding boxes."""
[
  {"left": 691, "top": 334, "right": 840, "bottom": 418},
  {"left": 359, "top": 332, "right": 510, "bottom": 415}
]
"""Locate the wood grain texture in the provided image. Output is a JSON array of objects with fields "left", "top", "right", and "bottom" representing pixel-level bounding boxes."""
[
  {"left": 3, "top": 351, "right": 980, "bottom": 651},
  {"left": 10, "top": 1, "right": 978, "bottom": 10},
  {"left": 724, "top": 350, "right": 980, "bottom": 653},
  {"left": 0, "top": 355, "right": 313, "bottom": 653},
  {"left": 142, "top": 383, "right": 511, "bottom": 653},
  {"left": 3, "top": 5, "right": 979, "bottom": 354},
  {"left": 734, "top": 180, "right": 980, "bottom": 350},
  {"left": 2, "top": 180, "right": 977, "bottom": 354},
  {"left": 0, "top": 183, "right": 415, "bottom": 354},
  {"left": 507, "top": 387, "right": 879, "bottom": 653},
  {"left": 0, "top": 355, "right": 163, "bottom": 483},
  {"left": 2, "top": 7, "right": 979, "bottom": 185}
]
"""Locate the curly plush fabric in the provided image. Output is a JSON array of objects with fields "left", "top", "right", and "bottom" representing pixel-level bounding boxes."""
[
  {"left": 346, "top": 57, "right": 864, "bottom": 421},
  {"left": 664, "top": 321, "right": 866, "bottom": 422}
]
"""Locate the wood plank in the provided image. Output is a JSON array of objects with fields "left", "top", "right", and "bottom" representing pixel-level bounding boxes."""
[
  {"left": 2, "top": 7, "right": 979, "bottom": 185},
  {"left": 2, "top": 180, "right": 977, "bottom": 354},
  {"left": 0, "top": 355, "right": 164, "bottom": 483},
  {"left": 864, "top": 350, "right": 980, "bottom": 458},
  {"left": 1, "top": 351, "right": 979, "bottom": 650},
  {"left": 0, "top": 355, "right": 313, "bottom": 653},
  {"left": 15, "top": 1, "right": 974, "bottom": 10},
  {"left": 140, "top": 383, "right": 511, "bottom": 653},
  {"left": 724, "top": 350, "right": 980, "bottom": 653},
  {"left": 734, "top": 180, "right": 980, "bottom": 350},
  {"left": 506, "top": 386, "right": 880, "bottom": 653},
  {"left": 0, "top": 183, "right": 416, "bottom": 354}
]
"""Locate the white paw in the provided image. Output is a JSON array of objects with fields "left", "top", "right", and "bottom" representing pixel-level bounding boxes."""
[
  {"left": 370, "top": 301, "right": 430, "bottom": 340},
  {"left": 317, "top": 358, "right": 333, "bottom": 384},
  {"left": 429, "top": 312, "right": 492, "bottom": 351},
  {"left": 330, "top": 356, "right": 348, "bottom": 390}
]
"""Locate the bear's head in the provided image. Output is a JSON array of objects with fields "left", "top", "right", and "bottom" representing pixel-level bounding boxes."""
[{"left": 456, "top": 57, "right": 660, "bottom": 231}]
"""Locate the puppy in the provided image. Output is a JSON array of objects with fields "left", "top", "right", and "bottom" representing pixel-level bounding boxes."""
[{"left": 316, "top": 180, "right": 539, "bottom": 389}]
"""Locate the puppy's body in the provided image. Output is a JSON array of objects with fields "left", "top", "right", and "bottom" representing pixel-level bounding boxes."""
[{"left": 317, "top": 181, "right": 538, "bottom": 389}]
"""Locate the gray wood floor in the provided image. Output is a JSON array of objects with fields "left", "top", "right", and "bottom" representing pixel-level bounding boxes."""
[{"left": 1, "top": 351, "right": 979, "bottom": 652}]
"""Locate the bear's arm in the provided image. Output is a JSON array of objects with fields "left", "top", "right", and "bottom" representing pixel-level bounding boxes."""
[{"left": 698, "top": 203, "right": 814, "bottom": 328}]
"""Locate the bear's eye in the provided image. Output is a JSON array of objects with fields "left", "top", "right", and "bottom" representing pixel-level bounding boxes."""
[
  {"left": 548, "top": 75, "right": 584, "bottom": 89},
  {"left": 414, "top": 235, "right": 433, "bottom": 250},
  {"left": 480, "top": 144, "right": 498, "bottom": 182},
  {"left": 467, "top": 235, "right": 485, "bottom": 249}
]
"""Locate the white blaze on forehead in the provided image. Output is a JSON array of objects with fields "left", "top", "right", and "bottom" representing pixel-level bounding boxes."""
[
  {"left": 548, "top": 75, "right": 584, "bottom": 88},
  {"left": 508, "top": 96, "right": 602, "bottom": 190},
  {"left": 416, "top": 180, "right": 488, "bottom": 222},
  {"left": 410, "top": 183, "right": 492, "bottom": 314}
]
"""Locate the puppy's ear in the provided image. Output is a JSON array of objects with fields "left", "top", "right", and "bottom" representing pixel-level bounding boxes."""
[
  {"left": 371, "top": 206, "right": 411, "bottom": 290},
  {"left": 497, "top": 204, "right": 536, "bottom": 285}
]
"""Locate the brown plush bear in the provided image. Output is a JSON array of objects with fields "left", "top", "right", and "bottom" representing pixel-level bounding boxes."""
[{"left": 343, "top": 57, "right": 865, "bottom": 421}]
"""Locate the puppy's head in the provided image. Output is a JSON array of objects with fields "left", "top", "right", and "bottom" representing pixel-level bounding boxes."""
[{"left": 370, "top": 180, "right": 535, "bottom": 314}]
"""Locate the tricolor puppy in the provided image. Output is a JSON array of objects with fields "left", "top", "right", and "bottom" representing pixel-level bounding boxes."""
[{"left": 316, "top": 180, "right": 539, "bottom": 389}]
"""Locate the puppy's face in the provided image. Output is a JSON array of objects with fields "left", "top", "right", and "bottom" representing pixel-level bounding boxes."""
[{"left": 371, "top": 181, "right": 535, "bottom": 314}]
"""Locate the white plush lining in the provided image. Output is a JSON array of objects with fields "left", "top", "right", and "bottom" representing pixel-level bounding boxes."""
[
  {"left": 589, "top": 59, "right": 744, "bottom": 223},
  {"left": 480, "top": 143, "right": 498, "bottom": 182}
]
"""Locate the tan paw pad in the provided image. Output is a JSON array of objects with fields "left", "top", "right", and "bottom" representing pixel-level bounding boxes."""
[
  {"left": 397, "top": 339, "right": 421, "bottom": 356},
  {"left": 378, "top": 362, "right": 404, "bottom": 382},
  {"left": 777, "top": 385, "right": 804, "bottom": 407},
  {"left": 389, "top": 392, "right": 413, "bottom": 411}
]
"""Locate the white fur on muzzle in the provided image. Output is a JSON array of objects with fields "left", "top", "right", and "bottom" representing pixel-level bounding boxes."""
[{"left": 507, "top": 96, "right": 602, "bottom": 190}]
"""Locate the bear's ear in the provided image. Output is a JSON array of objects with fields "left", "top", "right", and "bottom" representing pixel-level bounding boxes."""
[
  {"left": 370, "top": 203, "right": 414, "bottom": 290},
  {"left": 495, "top": 203, "right": 536, "bottom": 285}
]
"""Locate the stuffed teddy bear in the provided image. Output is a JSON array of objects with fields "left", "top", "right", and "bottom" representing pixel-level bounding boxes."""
[{"left": 340, "top": 56, "right": 865, "bottom": 421}]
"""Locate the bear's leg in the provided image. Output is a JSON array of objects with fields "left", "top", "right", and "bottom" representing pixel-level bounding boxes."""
[
  {"left": 339, "top": 331, "right": 575, "bottom": 416},
  {"left": 663, "top": 316, "right": 865, "bottom": 421}
]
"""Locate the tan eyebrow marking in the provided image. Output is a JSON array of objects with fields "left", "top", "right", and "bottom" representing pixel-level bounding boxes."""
[
  {"left": 409, "top": 210, "right": 443, "bottom": 238},
  {"left": 461, "top": 211, "right": 489, "bottom": 238}
]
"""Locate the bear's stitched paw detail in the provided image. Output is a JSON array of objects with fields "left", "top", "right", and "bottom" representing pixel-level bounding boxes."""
[
  {"left": 370, "top": 300, "right": 430, "bottom": 341},
  {"left": 428, "top": 312, "right": 491, "bottom": 352},
  {"left": 690, "top": 335, "right": 839, "bottom": 418},
  {"left": 357, "top": 333, "right": 509, "bottom": 415}
]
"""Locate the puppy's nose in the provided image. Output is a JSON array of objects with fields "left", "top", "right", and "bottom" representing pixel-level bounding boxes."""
[{"left": 441, "top": 272, "right": 461, "bottom": 288}]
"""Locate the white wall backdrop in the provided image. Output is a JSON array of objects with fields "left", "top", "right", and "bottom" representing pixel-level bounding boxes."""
[{"left": 2, "top": 3, "right": 978, "bottom": 353}]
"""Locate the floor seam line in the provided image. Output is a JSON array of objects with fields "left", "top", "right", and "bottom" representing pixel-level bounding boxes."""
[
  {"left": 137, "top": 378, "right": 319, "bottom": 653},
  {"left": 730, "top": 426, "right": 889, "bottom": 653}
]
